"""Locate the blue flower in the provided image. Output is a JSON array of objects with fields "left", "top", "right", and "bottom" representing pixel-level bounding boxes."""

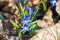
[
  {"left": 21, "top": 15, "right": 31, "bottom": 34},
  {"left": 20, "top": 27, "right": 29, "bottom": 34},
  {"left": 20, "top": 24, "right": 30, "bottom": 34},
  {"left": 22, "top": 16, "right": 30, "bottom": 20},
  {"left": 49, "top": 0, "right": 56, "bottom": 7},
  {"left": 26, "top": 6, "right": 34, "bottom": 15},
  {"left": 22, "top": 16, "right": 31, "bottom": 25}
]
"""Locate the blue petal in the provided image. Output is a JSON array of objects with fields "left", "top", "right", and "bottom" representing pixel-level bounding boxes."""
[
  {"left": 27, "top": 20, "right": 31, "bottom": 22},
  {"left": 26, "top": 6, "right": 33, "bottom": 15},
  {"left": 22, "top": 20, "right": 28, "bottom": 25},
  {"left": 22, "top": 16, "right": 30, "bottom": 20},
  {"left": 20, "top": 27, "right": 29, "bottom": 34},
  {"left": 26, "top": 6, "right": 30, "bottom": 10},
  {"left": 29, "top": 8, "right": 33, "bottom": 15},
  {"left": 20, "top": 29, "right": 26, "bottom": 34},
  {"left": 21, "top": 19, "right": 31, "bottom": 26}
]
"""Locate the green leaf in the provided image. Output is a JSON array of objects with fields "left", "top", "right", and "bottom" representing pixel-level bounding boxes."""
[
  {"left": 24, "top": 10, "right": 28, "bottom": 16},
  {"left": 29, "top": 21, "right": 40, "bottom": 36},
  {"left": 11, "top": 21, "right": 22, "bottom": 37},
  {"left": 41, "top": 1, "right": 46, "bottom": 11},
  {"left": 31, "top": 5, "right": 40, "bottom": 21},
  {"left": 29, "top": 24, "right": 36, "bottom": 36},
  {"left": 11, "top": 21, "right": 19, "bottom": 29},
  {"left": 16, "top": 29, "right": 21, "bottom": 37},
  {"left": 25, "top": 1, "right": 28, "bottom": 6},
  {"left": 29, "top": 21, "right": 37, "bottom": 26},
  {"left": 42, "top": 0, "right": 47, "bottom": 2},
  {"left": 19, "top": 3, "right": 25, "bottom": 16},
  {"left": 18, "top": 13, "right": 22, "bottom": 20},
  {"left": 15, "top": 5, "right": 19, "bottom": 11},
  {"left": 21, "top": 33, "right": 25, "bottom": 40},
  {"left": 29, "top": 23, "right": 40, "bottom": 36},
  {"left": 15, "top": 4, "right": 22, "bottom": 20},
  {"left": 30, "top": 23, "right": 36, "bottom": 30}
]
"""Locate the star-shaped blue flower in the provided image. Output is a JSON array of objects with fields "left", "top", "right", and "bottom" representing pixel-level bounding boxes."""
[
  {"left": 22, "top": 16, "right": 31, "bottom": 25},
  {"left": 20, "top": 26, "right": 29, "bottom": 34},
  {"left": 21, "top": 15, "right": 31, "bottom": 34},
  {"left": 49, "top": 0, "right": 56, "bottom": 7}
]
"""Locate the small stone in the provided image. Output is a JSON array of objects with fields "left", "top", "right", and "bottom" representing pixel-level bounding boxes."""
[{"left": 56, "top": 0, "right": 60, "bottom": 15}]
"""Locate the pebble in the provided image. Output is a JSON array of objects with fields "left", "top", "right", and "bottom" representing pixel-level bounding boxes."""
[{"left": 56, "top": 0, "right": 60, "bottom": 15}]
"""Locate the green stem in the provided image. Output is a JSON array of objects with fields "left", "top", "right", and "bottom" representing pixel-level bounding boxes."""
[
  {"left": 31, "top": 5, "right": 40, "bottom": 21},
  {"left": 41, "top": 1, "right": 46, "bottom": 11},
  {"left": 19, "top": 3, "right": 25, "bottom": 16},
  {"left": 29, "top": 21, "right": 37, "bottom": 26},
  {"left": 31, "top": 2, "right": 42, "bottom": 21}
]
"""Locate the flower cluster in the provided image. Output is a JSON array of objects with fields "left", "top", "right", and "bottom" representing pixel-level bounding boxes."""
[
  {"left": 49, "top": 0, "right": 56, "bottom": 7},
  {"left": 20, "top": 6, "right": 33, "bottom": 34}
]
